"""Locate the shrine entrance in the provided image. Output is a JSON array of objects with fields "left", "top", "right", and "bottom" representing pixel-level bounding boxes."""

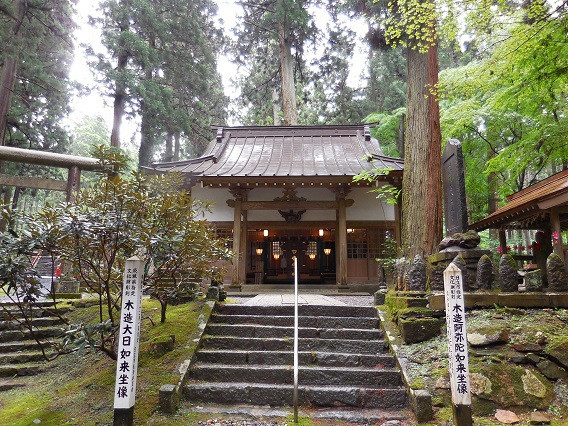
[{"left": 247, "top": 228, "right": 336, "bottom": 285}]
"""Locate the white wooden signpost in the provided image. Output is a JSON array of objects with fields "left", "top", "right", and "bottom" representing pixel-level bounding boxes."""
[
  {"left": 443, "top": 262, "right": 473, "bottom": 426},
  {"left": 113, "top": 256, "right": 144, "bottom": 426}
]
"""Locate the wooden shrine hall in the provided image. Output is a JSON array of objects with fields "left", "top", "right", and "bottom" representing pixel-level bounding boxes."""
[{"left": 148, "top": 124, "right": 404, "bottom": 291}]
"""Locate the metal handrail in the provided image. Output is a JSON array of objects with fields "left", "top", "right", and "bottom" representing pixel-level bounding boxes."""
[{"left": 293, "top": 257, "right": 299, "bottom": 423}]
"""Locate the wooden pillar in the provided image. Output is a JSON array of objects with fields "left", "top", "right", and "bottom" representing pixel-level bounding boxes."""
[
  {"left": 66, "top": 166, "right": 81, "bottom": 203},
  {"left": 231, "top": 197, "right": 242, "bottom": 288},
  {"left": 550, "top": 208, "right": 564, "bottom": 261},
  {"left": 336, "top": 190, "right": 349, "bottom": 288},
  {"left": 394, "top": 192, "right": 402, "bottom": 247},
  {"left": 498, "top": 228, "right": 507, "bottom": 254},
  {"left": 239, "top": 210, "right": 248, "bottom": 285}
]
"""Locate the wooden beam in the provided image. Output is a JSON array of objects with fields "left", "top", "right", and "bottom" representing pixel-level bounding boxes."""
[
  {"left": 0, "top": 173, "right": 67, "bottom": 192},
  {"left": 499, "top": 228, "right": 507, "bottom": 254},
  {"left": 211, "top": 220, "right": 396, "bottom": 230},
  {"left": 226, "top": 199, "right": 354, "bottom": 210},
  {"left": 66, "top": 166, "right": 81, "bottom": 203},
  {"left": 550, "top": 207, "right": 564, "bottom": 261},
  {"left": 0, "top": 146, "right": 100, "bottom": 170}
]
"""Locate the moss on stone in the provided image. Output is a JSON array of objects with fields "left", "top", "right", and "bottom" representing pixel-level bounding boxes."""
[{"left": 410, "top": 377, "right": 426, "bottom": 390}]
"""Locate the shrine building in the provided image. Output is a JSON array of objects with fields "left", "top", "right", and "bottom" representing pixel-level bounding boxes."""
[{"left": 148, "top": 124, "right": 404, "bottom": 291}]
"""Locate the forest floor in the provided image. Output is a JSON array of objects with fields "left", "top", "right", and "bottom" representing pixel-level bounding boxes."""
[
  {"left": 390, "top": 306, "right": 568, "bottom": 425},
  {"left": 0, "top": 298, "right": 207, "bottom": 425}
]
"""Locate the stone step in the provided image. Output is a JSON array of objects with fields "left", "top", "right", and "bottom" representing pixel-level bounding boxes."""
[
  {"left": 190, "top": 363, "right": 403, "bottom": 387},
  {"left": 0, "top": 307, "right": 70, "bottom": 320},
  {"left": 0, "top": 363, "right": 41, "bottom": 378},
  {"left": 196, "top": 350, "right": 396, "bottom": 368},
  {"left": 0, "top": 351, "right": 46, "bottom": 364},
  {"left": 211, "top": 314, "right": 379, "bottom": 329},
  {"left": 218, "top": 304, "right": 377, "bottom": 318},
  {"left": 0, "top": 317, "right": 65, "bottom": 331},
  {"left": 0, "top": 379, "right": 26, "bottom": 391},
  {"left": 205, "top": 324, "right": 382, "bottom": 340},
  {"left": 183, "top": 382, "right": 407, "bottom": 409},
  {"left": 0, "top": 326, "right": 65, "bottom": 343},
  {"left": 202, "top": 336, "right": 387, "bottom": 354},
  {"left": 0, "top": 340, "right": 53, "bottom": 353}
]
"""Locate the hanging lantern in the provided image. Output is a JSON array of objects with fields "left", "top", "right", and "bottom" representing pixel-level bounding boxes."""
[
  {"left": 273, "top": 253, "right": 280, "bottom": 260},
  {"left": 308, "top": 253, "right": 316, "bottom": 260},
  {"left": 324, "top": 248, "right": 331, "bottom": 256},
  {"left": 347, "top": 228, "right": 354, "bottom": 234},
  {"left": 263, "top": 229, "right": 269, "bottom": 237},
  {"left": 256, "top": 248, "right": 263, "bottom": 256},
  {"left": 319, "top": 229, "right": 324, "bottom": 237}
]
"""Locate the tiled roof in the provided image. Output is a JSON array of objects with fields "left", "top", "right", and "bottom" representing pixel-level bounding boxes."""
[
  {"left": 149, "top": 125, "right": 403, "bottom": 178},
  {"left": 470, "top": 169, "right": 568, "bottom": 230}
]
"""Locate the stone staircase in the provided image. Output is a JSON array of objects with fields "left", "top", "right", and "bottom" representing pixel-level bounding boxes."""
[
  {"left": 0, "top": 300, "right": 66, "bottom": 391},
  {"left": 183, "top": 303, "right": 411, "bottom": 423}
]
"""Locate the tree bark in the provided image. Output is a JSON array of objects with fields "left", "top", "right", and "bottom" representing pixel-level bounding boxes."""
[
  {"left": 164, "top": 131, "right": 173, "bottom": 162},
  {"left": 401, "top": 42, "right": 443, "bottom": 257},
  {"left": 173, "top": 132, "right": 180, "bottom": 161},
  {"left": 0, "top": 1, "right": 28, "bottom": 146},
  {"left": 396, "top": 113, "right": 406, "bottom": 157},
  {"left": 110, "top": 1, "right": 130, "bottom": 148},
  {"left": 272, "top": 88, "right": 282, "bottom": 126},
  {"left": 277, "top": 18, "right": 298, "bottom": 126},
  {"left": 139, "top": 102, "right": 155, "bottom": 167}
]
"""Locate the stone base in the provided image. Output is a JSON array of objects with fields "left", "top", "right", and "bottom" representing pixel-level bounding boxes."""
[
  {"left": 429, "top": 292, "right": 568, "bottom": 310},
  {"left": 398, "top": 318, "right": 441, "bottom": 344},
  {"left": 427, "top": 249, "right": 491, "bottom": 292}
]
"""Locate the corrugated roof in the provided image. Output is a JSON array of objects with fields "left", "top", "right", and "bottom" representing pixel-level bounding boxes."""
[
  {"left": 149, "top": 125, "right": 403, "bottom": 178},
  {"left": 470, "top": 169, "right": 568, "bottom": 231}
]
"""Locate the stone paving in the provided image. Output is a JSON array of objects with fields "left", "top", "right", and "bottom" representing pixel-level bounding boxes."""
[{"left": 242, "top": 294, "right": 346, "bottom": 306}]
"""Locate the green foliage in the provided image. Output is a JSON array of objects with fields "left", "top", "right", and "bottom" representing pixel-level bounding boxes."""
[
  {"left": 440, "top": 17, "right": 568, "bottom": 219},
  {"left": 0, "top": 146, "right": 230, "bottom": 357}
]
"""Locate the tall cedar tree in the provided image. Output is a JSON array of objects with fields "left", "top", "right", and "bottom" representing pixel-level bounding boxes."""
[
  {"left": 0, "top": 0, "right": 74, "bottom": 216},
  {"left": 90, "top": 0, "right": 226, "bottom": 165}
]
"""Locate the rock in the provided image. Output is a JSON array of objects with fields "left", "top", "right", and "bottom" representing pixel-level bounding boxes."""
[
  {"left": 529, "top": 411, "right": 552, "bottom": 424},
  {"left": 499, "top": 254, "right": 519, "bottom": 292},
  {"left": 470, "top": 372, "right": 492, "bottom": 395},
  {"left": 159, "top": 384, "right": 179, "bottom": 413},
  {"left": 149, "top": 334, "right": 175, "bottom": 356},
  {"left": 408, "top": 255, "right": 427, "bottom": 291},
  {"left": 510, "top": 354, "right": 529, "bottom": 364},
  {"left": 536, "top": 359, "right": 568, "bottom": 380},
  {"left": 476, "top": 254, "right": 494, "bottom": 290},
  {"left": 374, "top": 289, "right": 386, "bottom": 305},
  {"left": 206, "top": 286, "right": 220, "bottom": 300},
  {"left": 438, "top": 230, "right": 481, "bottom": 251},
  {"left": 545, "top": 338, "right": 568, "bottom": 370},
  {"left": 398, "top": 318, "right": 440, "bottom": 344},
  {"left": 428, "top": 262, "right": 446, "bottom": 292},
  {"left": 525, "top": 269, "right": 545, "bottom": 292},
  {"left": 435, "top": 376, "right": 450, "bottom": 389},
  {"left": 546, "top": 253, "right": 568, "bottom": 291},
  {"left": 526, "top": 353, "right": 542, "bottom": 364},
  {"left": 513, "top": 343, "right": 543, "bottom": 352},
  {"left": 522, "top": 369, "right": 548, "bottom": 398},
  {"left": 495, "top": 409, "right": 520, "bottom": 424},
  {"left": 468, "top": 326, "right": 509, "bottom": 346}
]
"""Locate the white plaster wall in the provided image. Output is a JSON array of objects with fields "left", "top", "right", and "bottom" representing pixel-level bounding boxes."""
[
  {"left": 191, "top": 185, "right": 394, "bottom": 223},
  {"left": 191, "top": 186, "right": 234, "bottom": 222},
  {"left": 346, "top": 187, "right": 395, "bottom": 221}
]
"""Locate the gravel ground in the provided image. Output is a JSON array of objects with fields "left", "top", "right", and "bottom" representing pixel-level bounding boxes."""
[{"left": 327, "top": 295, "right": 373, "bottom": 306}]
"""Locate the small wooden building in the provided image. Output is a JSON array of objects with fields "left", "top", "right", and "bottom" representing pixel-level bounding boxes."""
[
  {"left": 148, "top": 125, "right": 403, "bottom": 290},
  {"left": 470, "top": 170, "right": 568, "bottom": 265}
]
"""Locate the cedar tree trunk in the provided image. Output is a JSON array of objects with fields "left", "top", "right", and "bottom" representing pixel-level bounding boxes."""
[
  {"left": 401, "top": 42, "right": 443, "bottom": 257},
  {"left": 110, "top": 1, "right": 130, "bottom": 148},
  {"left": 278, "top": 20, "right": 298, "bottom": 126}
]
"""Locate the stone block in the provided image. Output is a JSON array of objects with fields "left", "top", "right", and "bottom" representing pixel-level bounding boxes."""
[
  {"left": 374, "top": 289, "right": 387, "bottom": 305},
  {"left": 410, "top": 389, "right": 433, "bottom": 423},
  {"left": 398, "top": 318, "right": 440, "bottom": 344},
  {"left": 159, "top": 384, "right": 179, "bottom": 414},
  {"left": 408, "top": 255, "right": 427, "bottom": 291},
  {"left": 536, "top": 359, "right": 567, "bottom": 380},
  {"left": 475, "top": 254, "right": 494, "bottom": 290},
  {"left": 206, "top": 286, "right": 220, "bottom": 300},
  {"left": 499, "top": 254, "right": 519, "bottom": 292},
  {"left": 547, "top": 253, "right": 567, "bottom": 291},
  {"left": 525, "top": 269, "right": 544, "bottom": 292}
]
